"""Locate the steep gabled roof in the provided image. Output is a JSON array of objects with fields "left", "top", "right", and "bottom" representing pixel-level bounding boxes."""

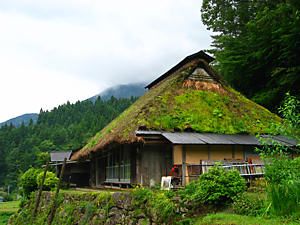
[
  {"left": 72, "top": 51, "right": 281, "bottom": 160},
  {"left": 145, "top": 51, "right": 215, "bottom": 89}
]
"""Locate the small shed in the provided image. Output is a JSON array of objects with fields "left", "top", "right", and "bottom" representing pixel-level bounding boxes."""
[{"left": 50, "top": 151, "right": 90, "bottom": 187}]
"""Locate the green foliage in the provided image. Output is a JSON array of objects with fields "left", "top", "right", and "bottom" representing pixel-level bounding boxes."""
[
  {"left": 35, "top": 152, "right": 50, "bottom": 167},
  {"left": 180, "top": 166, "right": 246, "bottom": 207},
  {"left": 264, "top": 157, "right": 300, "bottom": 185},
  {"left": 79, "top": 202, "right": 97, "bottom": 225},
  {"left": 0, "top": 97, "right": 136, "bottom": 190},
  {"left": 132, "top": 187, "right": 152, "bottom": 206},
  {"left": 36, "top": 171, "right": 58, "bottom": 191},
  {"left": 257, "top": 95, "right": 300, "bottom": 217},
  {"left": 0, "top": 201, "right": 20, "bottom": 225},
  {"left": 11, "top": 190, "right": 175, "bottom": 225},
  {"left": 201, "top": 1, "right": 300, "bottom": 111},
  {"left": 132, "top": 187, "right": 176, "bottom": 224},
  {"left": 269, "top": 182, "right": 300, "bottom": 216},
  {"left": 278, "top": 93, "right": 300, "bottom": 139},
  {"left": 196, "top": 212, "right": 297, "bottom": 225},
  {"left": 0, "top": 191, "right": 13, "bottom": 202},
  {"left": 262, "top": 157, "right": 300, "bottom": 216},
  {"left": 232, "top": 193, "right": 266, "bottom": 216},
  {"left": 19, "top": 168, "right": 42, "bottom": 198}
]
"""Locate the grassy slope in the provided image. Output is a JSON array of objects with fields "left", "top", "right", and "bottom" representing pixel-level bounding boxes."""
[
  {"left": 0, "top": 201, "right": 19, "bottom": 225},
  {"left": 74, "top": 61, "right": 281, "bottom": 158},
  {"left": 196, "top": 213, "right": 300, "bottom": 225}
]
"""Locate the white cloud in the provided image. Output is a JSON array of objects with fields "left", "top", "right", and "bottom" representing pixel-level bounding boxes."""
[{"left": 0, "top": 0, "right": 212, "bottom": 122}]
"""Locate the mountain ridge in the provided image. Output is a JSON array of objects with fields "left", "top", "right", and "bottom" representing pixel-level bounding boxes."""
[
  {"left": 0, "top": 113, "right": 38, "bottom": 128},
  {"left": 89, "top": 82, "right": 146, "bottom": 102},
  {"left": 1, "top": 83, "right": 146, "bottom": 127}
]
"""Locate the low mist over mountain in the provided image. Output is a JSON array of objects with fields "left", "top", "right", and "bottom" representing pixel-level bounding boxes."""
[
  {"left": 89, "top": 83, "right": 146, "bottom": 102},
  {"left": 1, "top": 83, "right": 146, "bottom": 128},
  {"left": 0, "top": 113, "right": 38, "bottom": 128}
]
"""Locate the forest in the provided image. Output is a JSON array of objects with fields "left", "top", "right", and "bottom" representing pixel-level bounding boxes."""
[
  {"left": 1, "top": 1, "right": 300, "bottom": 224},
  {"left": 201, "top": 0, "right": 300, "bottom": 111},
  {"left": 0, "top": 97, "right": 136, "bottom": 190}
]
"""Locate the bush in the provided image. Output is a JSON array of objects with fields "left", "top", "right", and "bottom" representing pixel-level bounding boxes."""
[
  {"left": 36, "top": 171, "right": 58, "bottom": 191},
  {"left": 19, "top": 168, "right": 42, "bottom": 198},
  {"left": 263, "top": 157, "right": 300, "bottom": 216},
  {"left": 269, "top": 182, "right": 300, "bottom": 216},
  {"left": 232, "top": 193, "right": 265, "bottom": 216},
  {"left": 132, "top": 187, "right": 176, "bottom": 224},
  {"left": 180, "top": 165, "right": 246, "bottom": 207},
  {"left": 0, "top": 190, "right": 14, "bottom": 201},
  {"left": 264, "top": 157, "right": 300, "bottom": 185}
]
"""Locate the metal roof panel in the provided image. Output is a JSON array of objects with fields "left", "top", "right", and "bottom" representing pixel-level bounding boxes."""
[
  {"left": 50, "top": 151, "right": 72, "bottom": 162},
  {"left": 194, "top": 133, "right": 235, "bottom": 144},
  {"left": 260, "top": 135, "right": 298, "bottom": 147},
  {"left": 162, "top": 132, "right": 206, "bottom": 144},
  {"left": 224, "top": 135, "right": 260, "bottom": 145}
]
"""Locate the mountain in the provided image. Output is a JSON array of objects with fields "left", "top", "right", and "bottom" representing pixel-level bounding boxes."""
[
  {"left": 0, "top": 113, "right": 38, "bottom": 128},
  {"left": 89, "top": 83, "right": 146, "bottom": 102},
  {"left": 0, "top": 97, "right": 136, "bottom": 188},
  {"left": 1, "top": 83, "right": 146, "bottom": 128}
]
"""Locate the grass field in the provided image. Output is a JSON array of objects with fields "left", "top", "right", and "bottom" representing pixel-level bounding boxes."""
[
  {"left": 0, "top": 201, "right": 19, "bottom": 225},
  {"left": 196, "top": 213, "right": 300, "bottom": 225}
]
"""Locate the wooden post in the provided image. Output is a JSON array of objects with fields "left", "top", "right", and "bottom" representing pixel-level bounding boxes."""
[
  {"left": 32, "top": 162, "right": 49, "bottom": 220},
  {"left": 232, "top": 145, "right": 236, "bottom": 159},
  {"left": 95, "top": 157, "right": 99, "bottom": 186},
  {"left": 208, "top": 145, "right": 211, "bottom": 160},
  {"left": 182, "top": 145, "right": 186, "bottom": 186},
  {"left": 47, "top": 158, "right": 67, "bottom": 225}
]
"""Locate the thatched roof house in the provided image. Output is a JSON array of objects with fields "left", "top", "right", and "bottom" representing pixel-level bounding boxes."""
[{"left": 72, "top": 51, "right": 283, "bottom": 187}]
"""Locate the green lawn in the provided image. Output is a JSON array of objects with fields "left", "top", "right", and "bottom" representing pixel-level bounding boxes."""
[
  {"left": 196, "top": 213, "right": 300, "bottom": 225},
  {"left": 0, "top": 201, "right": 20, "bottom": 225}
]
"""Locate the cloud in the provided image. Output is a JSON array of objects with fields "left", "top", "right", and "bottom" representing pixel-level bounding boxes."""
[{"left": 0, "top": 0, "right": 212, "bottom": 122}]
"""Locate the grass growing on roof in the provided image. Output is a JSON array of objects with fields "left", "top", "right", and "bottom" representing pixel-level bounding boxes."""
[{"left": 75, "top": 59, "right": 281, "bottom": 158}]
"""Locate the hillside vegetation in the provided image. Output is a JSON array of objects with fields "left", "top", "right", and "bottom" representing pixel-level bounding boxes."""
[{"left": 0, "top": 97, "right": 136, "bottom": 190}]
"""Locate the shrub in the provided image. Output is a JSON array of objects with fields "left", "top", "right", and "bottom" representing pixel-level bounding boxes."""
[
  {"left": 19, "top": 167, "right": 42, "bottom": 198},
  {"left": 180, "top": 165, "right": 246, "bottom": 207},
  {"left": 232, "top": 193, "right": 265, "bottom": 216},
  {"left": 132, "top": 187, "right": 176, "bottom": 224},
  {"left": 0, "top": 190, "right": 13, "bottom": 201},
  {"left": 264, "top": 157, "right": 300, "bottom": 185},
  {"left": 148, "top": 192, "right": 176, "bottom": 224},
  {"left": 36, "top": 171, "right": 58, "bottom": 191},
  {"left": 269, "top": 182, "right": 300, "bottom": 216},
  {"left": 263, "top": 157, "right": 300, "bottom": 216}
]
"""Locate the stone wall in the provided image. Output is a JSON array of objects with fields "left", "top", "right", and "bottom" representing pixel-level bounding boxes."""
[{"left": 9, "top": 190, "right": 181, "bottom": 225}]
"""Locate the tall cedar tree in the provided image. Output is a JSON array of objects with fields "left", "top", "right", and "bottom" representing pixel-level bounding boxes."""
[{"left": 201, "top": 0, "right": 300, "bottom": 111}]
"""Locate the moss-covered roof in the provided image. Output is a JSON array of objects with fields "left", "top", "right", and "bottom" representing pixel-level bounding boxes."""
[{"left": 72, "top": 53, "right": 281, "bottom": 160}]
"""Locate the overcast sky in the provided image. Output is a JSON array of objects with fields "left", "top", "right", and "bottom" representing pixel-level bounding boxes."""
[{"left": 0, "top": 0, "right": 212, "bottom": 123}]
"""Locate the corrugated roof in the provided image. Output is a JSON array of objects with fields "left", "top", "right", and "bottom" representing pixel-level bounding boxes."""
[
  {"left": 136, "top": 131, "right": 297, "bottom": 146},
  {"left": 194, "top": 133, "right": 235, "bottom": 144},
  {"left": 162, "top": 132, "right": 206, "bottom": 144},
  {"left": 223, "top": 134, "right": 260, "bottom": 145},
  {"left": 50, "top": 151, "right": 72, "bottom": 162},
  {"left": 260, "top": 135, "right": 297, "bottom": 147},
  {"left": 162, "top": 133, "right": 255, "bottom": 145}
]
